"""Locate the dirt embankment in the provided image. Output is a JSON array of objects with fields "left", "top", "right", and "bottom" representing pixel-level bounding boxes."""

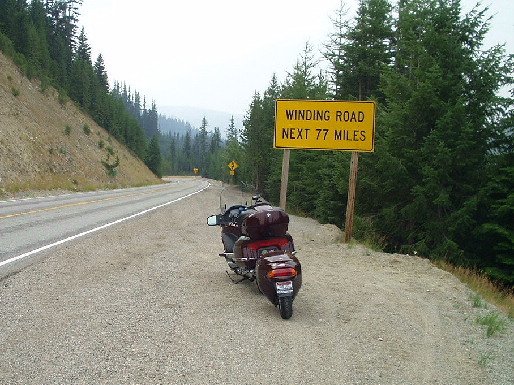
[
  {"left": 0, "top": 181, "right": 512, "bottom": 385},
  {"left": 0, "top": 51, "right": 159, "bottom": 197}
]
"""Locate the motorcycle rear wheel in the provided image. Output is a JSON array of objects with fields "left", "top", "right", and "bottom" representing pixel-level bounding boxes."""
[{"left": 278, "top": 296, "right": 293, "bottom": 319}]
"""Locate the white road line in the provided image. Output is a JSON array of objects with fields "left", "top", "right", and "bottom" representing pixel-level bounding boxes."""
[{"left": 0, "top": 183, "right": 210, "bottom": 268}]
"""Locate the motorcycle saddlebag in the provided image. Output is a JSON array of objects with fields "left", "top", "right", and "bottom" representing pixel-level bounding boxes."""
[{"left": 241, "top": 206, "right": 289, "bottom": 240}]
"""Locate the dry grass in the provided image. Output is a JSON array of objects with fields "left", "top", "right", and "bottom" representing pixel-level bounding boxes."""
[
  {"left": 4, "top": 175, "right": 107, "bottom": 194},
  {"left": 435, "top": 261, "right": 514, "bottom": 318}
]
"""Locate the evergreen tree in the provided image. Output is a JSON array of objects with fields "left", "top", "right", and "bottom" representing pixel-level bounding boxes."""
[
  {"left": 94, "top": 53, "right": 108, "bottom": 91},
  {"left": 241, "top": 75, "right": 281, "bottom": 194},
  {"left": 226, "top": 115, "right": 238, "bottom": 144},
  {"left": 182, "top": 130, "right": 192, "bottom": 172},
  {"left": 75, "top": 26, "right": 90, "bottom": 62},
  {"left": 197, "top": 116, "right": 208, "bottom": 173},
  {"left": 327, "top": 0, "right": 393, "bottom": 101},
  {"left": 145, "top": 135, "right": 162, "bottom": 177},
  {"left": 210, "top": 127, "right": 222, "bottom": 154}
]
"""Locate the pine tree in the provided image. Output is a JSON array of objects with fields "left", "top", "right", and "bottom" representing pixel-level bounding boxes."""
[
  {"left": 331, "top": 0, "right": 394, "bottom": 100},
  {"left": 145, "top": 135, "right": 162, "bottom": 177},
  {"left": 75, "top": 27, "right": 90, "bottom": 62},
  {"left": 226, "top": 115, "right": 238, "bottom": 144},
  {"left": 197, "top": 116, "right": 208, "bottom": 173},
  {"left": 210, "top": 127, "right": 222, "bottom": 154},
  {"left": 94, "top": 53, "right": 108, "bottom": 91},
  {"left": 182, "top": 130, "right": 192, "bottom": 172}
]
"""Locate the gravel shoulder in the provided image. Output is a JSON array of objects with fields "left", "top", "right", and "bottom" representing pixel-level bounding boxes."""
[{"left": 1, "top": 180, "right": 512, "bottom": 384}]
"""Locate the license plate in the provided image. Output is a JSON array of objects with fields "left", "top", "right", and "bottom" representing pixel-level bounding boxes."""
[{"left": 276, "top": 281, "right": 293, "bottom": 296}]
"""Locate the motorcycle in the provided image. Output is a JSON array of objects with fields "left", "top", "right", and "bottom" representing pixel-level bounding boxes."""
[{"left": 207, "top": 195, "right": 302, "bottom": 319}]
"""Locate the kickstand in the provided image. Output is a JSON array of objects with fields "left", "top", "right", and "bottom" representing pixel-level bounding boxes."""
[{"left": 225, "top": 271, "right": 248, "bottom": 284}]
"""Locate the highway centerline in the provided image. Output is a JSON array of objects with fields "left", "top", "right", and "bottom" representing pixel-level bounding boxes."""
[
  {"left": 0, "top": 185, "right": 178, "bottom": 220},
  {"left": 0, "top": 183, "right": 209, "bottom": 268}
]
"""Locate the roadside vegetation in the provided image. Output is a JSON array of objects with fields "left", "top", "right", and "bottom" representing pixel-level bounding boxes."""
[{"left": 436, "top": 261, "right": 514, "bottom": 318}]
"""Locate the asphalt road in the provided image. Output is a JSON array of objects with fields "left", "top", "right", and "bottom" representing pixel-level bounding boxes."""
[{"left": 0, "top": 177, "right": 209, "bottom": 278}]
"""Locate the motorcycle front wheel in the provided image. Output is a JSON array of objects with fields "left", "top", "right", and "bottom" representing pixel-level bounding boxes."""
[{"left": 278, "top": 296, "right": 293, "bottom": 319}]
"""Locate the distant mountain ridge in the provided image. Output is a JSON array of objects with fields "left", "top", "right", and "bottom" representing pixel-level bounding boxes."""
[
  {"left": 158, "top": 114, "right": 195, "bottom": 136},
  {"left": 158, "top": 105, "right": 244, "bottom": 138}
]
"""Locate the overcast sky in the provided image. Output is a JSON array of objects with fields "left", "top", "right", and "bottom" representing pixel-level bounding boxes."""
[{"left": 79, "top": 0, "right": 513, "bottom": 119}]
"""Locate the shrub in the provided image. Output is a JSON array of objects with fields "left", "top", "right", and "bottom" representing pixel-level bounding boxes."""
[
  {"left": 471, "top": 293, "right": 486, "bottom": 309},
  {"left": 11, "top": 87, "right": 19, "bottom": 97},
  {"left": 98, "top": 140, "right": 105, "bottom": 149},
  {"left": 0, "top": 31, "right": 15, "bottom": 57},
  {"left": 64, "top": 125, "right": 72, "bottom": 136},
  {"left": 102, "top": 155, "right": 120, "bottom": 178},
  {"left": 476, "top": 312, "right": 507, "bottom": 337},
  {"left": 83, "top": 124, "right": 91, "bottom": 135},
  {"left": 58, "top": 89, "right": 68, "bottom": 106},
  {"left": 39, "top": 76, "right": 50, "bottom": 93}
]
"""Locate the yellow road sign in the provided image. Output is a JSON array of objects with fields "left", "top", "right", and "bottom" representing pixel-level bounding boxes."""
[
  {"left": 274, "top": 99, "right": 376, "bottom": 152},
  {"left": 228, "top": 160, "right": 239, "bottom": 171}
]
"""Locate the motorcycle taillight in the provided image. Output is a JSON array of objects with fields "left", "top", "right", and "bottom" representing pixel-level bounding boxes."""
[
  {"left": 247, "top": 237, "right": 290, "bottom": 251},
  {"left": 267, "top": 267, "right": 297, "bottom": 279}
]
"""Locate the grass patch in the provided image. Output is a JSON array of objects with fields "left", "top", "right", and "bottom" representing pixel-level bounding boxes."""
[
  {"left": 11, "top": 86, "right": 20, "bottom": 97},
  {"left": 478, "top": 352, "right": 494, "bottom": 367},
  {"left": 64, "top": 125, "right": 72, "bottom": 136},
  {"left": 58, "top": 89, "right": 68, "bottom": 106},
  {"left": 435, "top": 261, "right": 514, "bottom": 318},
  {"left": 4, "top": 176, "right": 114, "bottom": 195},
  {"left": 39, "top": 76, "right": 50, "bottom": 93},
  {"left": 471, "top": 293, "right": 487, "bottom": 309},
  {"left": 476, "top": 312, "right": 507, "bottom": 337},
  {"left": 82, "top": 124, "right": 91, "bottom": 135},
  {"left": 353, "top": 216, "right": 387, "bottom": 251}
]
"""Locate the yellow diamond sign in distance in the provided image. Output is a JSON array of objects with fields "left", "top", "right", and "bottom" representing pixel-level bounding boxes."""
[
  {"left": 228, "top": 160, "right": 239, "bottom": 171},
  {"left": 274, "top": 99, "right": 376, "bottom": 152}
]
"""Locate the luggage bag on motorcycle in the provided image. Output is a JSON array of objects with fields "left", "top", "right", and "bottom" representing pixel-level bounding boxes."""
[{"left": 241, "top": 206, "right": 289, "bottom": 240}]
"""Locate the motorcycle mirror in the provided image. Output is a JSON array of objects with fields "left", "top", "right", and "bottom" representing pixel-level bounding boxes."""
[{"left": 207, "top": 215, "right": 219, "bottom": 226}]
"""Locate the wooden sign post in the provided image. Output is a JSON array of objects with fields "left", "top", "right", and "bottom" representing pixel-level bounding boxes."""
[
  {"left": 344, "top": 152, "right": 359, "bottom": 242},
  {"left": 279, "top": 149, "right": 290, "bottom": 209}
]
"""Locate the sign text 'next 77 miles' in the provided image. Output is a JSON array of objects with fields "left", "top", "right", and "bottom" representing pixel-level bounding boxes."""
[{"left": 274, "top": 99, "right": 376, "bottom": 152}]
